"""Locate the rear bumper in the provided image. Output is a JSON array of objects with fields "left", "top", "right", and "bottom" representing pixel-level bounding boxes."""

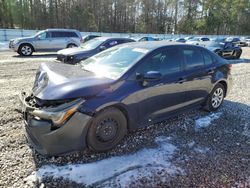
[{"left": 19, "top": 93, "right": 92, "bottom": 156}]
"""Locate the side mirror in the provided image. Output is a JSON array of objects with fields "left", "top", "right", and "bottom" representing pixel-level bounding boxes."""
[
  {"left": 143, "top": 71, "right": 162, "bottom": 81},
  {"left": 99, "top": 46, "right": 107, "bottom": 51}
]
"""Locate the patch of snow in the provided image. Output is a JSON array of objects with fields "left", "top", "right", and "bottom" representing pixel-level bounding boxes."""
[
  {"left": 187, "top": 141, "right": 195, "bottom": 148},
  {"left": 195, "top": 112, "right": 222, "bottom": 130},
  {"left": 193, "top": 146, "right": 210, "bottom": 154},
  {"left": 0, "top": 42, "right": 9, "bottom": 51},
  {"left": 25, "top": 136, "right": 182, "bottom": 187}
]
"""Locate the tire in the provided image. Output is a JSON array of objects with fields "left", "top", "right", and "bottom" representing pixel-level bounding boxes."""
[
  {"left": 204, "top": 83, "right": 225, "bottom": 112},
  {"left": 87, "top": 107, "right": 127, "bottom": 152},
  {"left": 214, "top": 50, "right": 222, "bottom": 57},
  {"left": 67, "top": 43, "right": 77, "bottom": 48},
  {"left": 235, "top": 50, "right": 242, "bottom": 59},
  {"left": 18, "top": 44, "right": 33, "bottom": 56}
]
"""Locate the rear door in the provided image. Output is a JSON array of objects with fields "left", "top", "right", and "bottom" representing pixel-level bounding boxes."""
[
  {"left": 180, "top": 47, "right": 214, "bottom": 105},
  {"left": 50, "top": 31, "right": 68, "bottom": 49}
]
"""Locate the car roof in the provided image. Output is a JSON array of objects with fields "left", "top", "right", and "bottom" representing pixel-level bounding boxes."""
[
  {"left": 120, "top": 41, "right": 202, "bottom": 50},
  {"left": 46, "top": 28, "right": 79, "bottom": 32},
  {"left": 94, "top": 37, "right": 134, "bottom": 41}
]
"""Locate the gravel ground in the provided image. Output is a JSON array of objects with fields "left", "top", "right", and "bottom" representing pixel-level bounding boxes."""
[{"left": 0, "top": 48, "right": 250, "bottom": 187}]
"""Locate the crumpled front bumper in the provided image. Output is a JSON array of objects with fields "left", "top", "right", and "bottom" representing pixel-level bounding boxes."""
[{"left": 19, "top": 92, "right": 92, "bottom": 156}]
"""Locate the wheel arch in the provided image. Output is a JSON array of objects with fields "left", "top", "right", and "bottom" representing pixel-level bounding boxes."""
[
  {"left": 18, "top": 42, "right": 35, "bottom": 52},
  {"left": 216, "top": 80, "right": 228, "bottom": 97},
  {"left": 94, "top": 102, "right": 132, "bottom": 131},
  {"left": 67, "top": 43, "right": 78, "bottom": 48}
]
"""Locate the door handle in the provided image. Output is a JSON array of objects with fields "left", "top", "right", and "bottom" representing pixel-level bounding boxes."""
[{"left": 178, "top": 77, "right": 187, "bottom": 84}]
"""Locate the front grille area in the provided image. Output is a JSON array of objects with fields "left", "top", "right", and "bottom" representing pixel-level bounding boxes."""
[
  {"left": 25, "top": 94, "right": 41, "bottom": 108},
  {"left": 57, "top": 54, "right": 67, "bottom": 62}
]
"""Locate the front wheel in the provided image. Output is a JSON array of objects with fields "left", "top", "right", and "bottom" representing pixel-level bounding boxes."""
[
  {"left": 235, "top": 50, "right": 242, "bottom": 59},
  {"left": 204, "top": 83, "right": 225, "bottom": 111},
  {"left": 18, "top": 44, "right": 33, "bottom": 56},
  {"left": 87, "top": 108, "right": 127, "bottom": 152}
]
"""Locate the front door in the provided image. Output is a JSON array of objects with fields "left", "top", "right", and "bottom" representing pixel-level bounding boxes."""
[
  {"left": 33, "top": 31, "right": 52, "bottom": 50},
  {"left": 131, "top": 47, "right": 187, "bottom": 126}
]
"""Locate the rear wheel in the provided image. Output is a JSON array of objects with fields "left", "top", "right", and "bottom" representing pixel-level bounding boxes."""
[
  {"left": 204, "top": 83, "right": 225, "bottom": 111},
  {"left": 67, "top": 43, "right": 77, "bottom": 48},
  {"left": 214, "top": 50, "right": 222, "bottom": 57},
  {"left": 18, "top": 44, "right": 33, "bottom": 56},
  {"left": 87, "top": 108, "right": 127, "bottom": 152}
]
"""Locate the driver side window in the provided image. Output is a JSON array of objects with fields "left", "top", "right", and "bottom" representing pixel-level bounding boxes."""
[
  {"left": 135, "top": 48, "right": 182, "bottom": 76},
  {"left": 37, "top": 32, "right": 49, "bottom": 40}
]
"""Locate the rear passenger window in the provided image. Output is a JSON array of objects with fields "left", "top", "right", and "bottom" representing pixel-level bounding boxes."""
[
  {"left": 182, "top": 49, "right": 204, "bottom": 69},
  {"left": 203, "top": 51, "right": 213, "bottom": 65},
  {"left": 51, "top": 31, "right": 78, "bottom": 38},
  {"left": 104, "top": 40, "right": 118, "bottom": 47},
  {"left": 67, "top": 32, "right": 78, "bottom": 38},
  {"left": 51, "top": 32, "right": 63, "bottom": 38}
]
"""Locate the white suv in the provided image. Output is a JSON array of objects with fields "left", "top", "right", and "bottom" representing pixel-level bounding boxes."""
[{"left": 9, "top": 29, "right": 82, "bottom": 56}]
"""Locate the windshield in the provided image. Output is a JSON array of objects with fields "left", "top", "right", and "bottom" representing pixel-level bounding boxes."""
[
  {"left": 80, "top": 46, "right": 149, "bottom": 79},
  {"left": 80, "top": 38, "right": 105, "bottom": 50},
  {"left": 34, "top": 31, "right": 44, "bottom": 37}
]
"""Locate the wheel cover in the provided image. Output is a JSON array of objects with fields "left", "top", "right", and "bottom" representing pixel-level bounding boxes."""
[
  {"left": 21, "top": 46, "right": 32, "bottom": 55},
  {"left": 96, "top": 118, "right": 118, "bottom": 142},
  {"left": 211, "top": 88, "right": 224, "bottom": 108}
]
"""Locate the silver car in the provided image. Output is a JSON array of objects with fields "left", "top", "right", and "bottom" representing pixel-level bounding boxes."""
[{"left": 9, "top": 29, "right": 82, "bottom": 56}]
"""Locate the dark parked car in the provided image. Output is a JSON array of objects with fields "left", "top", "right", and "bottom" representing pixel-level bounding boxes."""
[
  {"left": 57, "top": 37, "right": 135, "bottom": 64},
  {"left": 205, "top": 41, "right": 242, "bottom": 59},
  {"left": 82, "top": 35, "right": 100, "bottom": 43},
  {"left": 20, "top": 42, "right": 232, "bottom": 155},
  {"left": 175, "top": 38, "right": 186, "bottom": 43}
]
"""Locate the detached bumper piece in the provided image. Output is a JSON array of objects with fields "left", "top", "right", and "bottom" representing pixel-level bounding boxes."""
[{"left": 19, "top": 92, "right": 91, "bottom": 156}]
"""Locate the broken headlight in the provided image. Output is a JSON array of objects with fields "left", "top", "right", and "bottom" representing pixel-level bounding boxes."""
[{"left": 29, "top": 98, "right": 84, "bottom": 126}]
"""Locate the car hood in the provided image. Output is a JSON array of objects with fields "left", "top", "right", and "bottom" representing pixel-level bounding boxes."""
[
  {"left": 57, "top": 47, "right": 94, "bottom": 56},
  {"left": 11, "top": 37, "right": 34, "bottom": 42},
  {"left": 33, "top": 62, "right": 114, "bottom": 100}
]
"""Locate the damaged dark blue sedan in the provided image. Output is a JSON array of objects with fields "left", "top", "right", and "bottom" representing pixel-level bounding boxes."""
[{"left": 20, "top": 42, "right": 232, "bottom": 155}]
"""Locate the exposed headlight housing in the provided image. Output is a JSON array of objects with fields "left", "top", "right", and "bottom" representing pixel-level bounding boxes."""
[{"left": 30, "top": 99, "right": 84, "bottom": 126}]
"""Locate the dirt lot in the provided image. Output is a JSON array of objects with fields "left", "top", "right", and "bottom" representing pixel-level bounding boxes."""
[{"left": 0, "top": 49, "right": 250, "bottom": 187}]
